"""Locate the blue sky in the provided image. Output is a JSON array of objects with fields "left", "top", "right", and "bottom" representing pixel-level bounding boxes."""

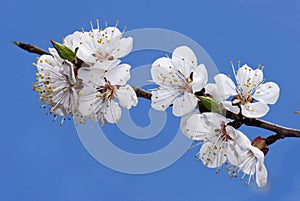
[{"left": 2, "top": 0, "right": 300, "bottom": 200}]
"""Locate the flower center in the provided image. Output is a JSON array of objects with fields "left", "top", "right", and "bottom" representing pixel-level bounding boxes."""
[
  {"left": 215, "top": 121, "right": 232, "bottom": 141},
  {"left": 177, "top": 70, "right": 193, "bottom": 93},
  {"left": 232, "top": 92, "right": 253, "bottom": 105},
  {"left": 96, "top": 78, "right": 116, "bottom": 102},
  {"left": 93, "top": 51, "right": 114, "bottom": 62}
]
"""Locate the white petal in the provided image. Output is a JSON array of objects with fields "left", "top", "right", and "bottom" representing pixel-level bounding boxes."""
[
  {"left": 224, "top": 128, "right": 253, "bottom": 166},
  {"left": 214, "top": 74, "right": 237, "bottom": 96},
  {"left": 62, "top": 61, "right": 76, "bottom": 85},
  {"left": 171, "top": 46, "right": 196, "bottom": 79},
  {"left": 233, "top": 129, "right": 252, "bottom": 148},
  {"left": 48, "top": 48, "right": 64, "bottom": 64},
  {"left": 172, "top": 46, "right": 197, "bottom": 64},
  {"left": 104, "top": 100, "right": 122, "bottom": 124},
  {"left": 225, "top": 127, "right": 251, "bottom": 167},
  {"left": 102, "top": 27, "right": 122, "bottom": 41},
  {"left": 226, "top": 141, "right": 243, "bottom": 167},
  {"left": 205, "top": 83, "right": 228, "bottom": 101},
  {"left": 77, "top": 67, "right": 105, "bottom": 86},
  {"left": 236, "top": 64, "right": 263, "bottom": 95},
  {"left": 199, "top": 142, "right": 227, "bottom": 168},
  {"left": 78, "top": 86, "right": 100, "bottom": 116},
  {"left": 151, "top": 57, "right": 176, "bottom": 86},
  {"left": 225, "top": 125, "right": 241, "bottom": 140},
  {"left": 37, "top": 54, "right": 61, "bottom": 72},
  {"left": 184, "top": 112, "right": 225, "bottom": 141},
  {"left": 172, "top": 46, "right": 197, "bottom": 71},
  {"left": 151, "top": 87, "right": 179, "bottom": 111},
  {"left": 180, "top": 111, "right": 197, "bottom": 137},
  {"left": 64, "top": 31, "right": 96, "bottom": 64},
  {"left": 183, "top": 113, "right": 210, "bottom": 141},
  {"left": 116, "top": 85, "right": 138, "bottom": 109},
  {"left": 241, "top": 102, "right": 269, "bottom": 118},
  {"left": 252, "top": 82, "right": 280, "bottom": 104},
  {"left": 93, "top": 59, "right": 121, "bottom": 71},
  {"left": 105, "top": 63, "right": 131, "bottom": 85},
  {"left": 110, "top": 37, "right": 133, "bottom": 59},
  {"left": 172, "top": 92, "right": 198, "bottom": 116},
  {"left": 191, "top": 64, "right": 208, "bottom": 93},
  {"left": 222, "top": 101, "right": 240, "bottom": 114},
  {"left": 255, "top": 160, "right": 268, "bottom": 188},
  {"left": 202, "top": 112, "right": 229, "bottom": 128}
]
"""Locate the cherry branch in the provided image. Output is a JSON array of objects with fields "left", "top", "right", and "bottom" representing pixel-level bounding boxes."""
[{"left": 14, "top": 41, "right": 300, "bottom": 146}]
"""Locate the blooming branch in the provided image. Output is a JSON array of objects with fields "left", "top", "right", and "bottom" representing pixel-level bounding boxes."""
[{"left": 14, "top": 41, "right": 300, "bottom": 145}]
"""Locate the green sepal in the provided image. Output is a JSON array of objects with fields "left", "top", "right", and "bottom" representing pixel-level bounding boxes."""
[
  {"left": 51, "top": 40, "right": 76, "bottom": 63},
  {"left": 197, "top": 96, "right": 223, "bottom": 112}
]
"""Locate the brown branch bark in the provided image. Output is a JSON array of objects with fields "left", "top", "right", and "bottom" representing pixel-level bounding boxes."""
[
  {"left": 14, "top": 41, "right": 300, "bottom": 146},
  {"left": 132, "top": 86, "right": 152, "bottom": 100},
  {"left": 13, "top": 41, "right": 51, "bottom": 55}
]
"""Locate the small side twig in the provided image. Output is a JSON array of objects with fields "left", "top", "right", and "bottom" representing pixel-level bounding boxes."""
[{"left": 13, "top": 41, "right": 51, "bottom": 55}]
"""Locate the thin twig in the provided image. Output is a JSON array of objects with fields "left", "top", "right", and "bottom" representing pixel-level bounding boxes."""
[
  {"left": 13, "top": 41, "right": 51, "bottom": 55},
  {"left": 132, "top": 86, "right": 152, "bottom": 100}
]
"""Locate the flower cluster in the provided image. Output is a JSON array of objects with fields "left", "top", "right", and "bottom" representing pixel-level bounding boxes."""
[
  {"left": 33, "top": 20, "right": 137, "bottom": 126},
  {"left": 31, "top": 21, "right": 280, "bottom": 188},
  {"left": 150, "top": 46, "right": 279, "bottom": 187}
]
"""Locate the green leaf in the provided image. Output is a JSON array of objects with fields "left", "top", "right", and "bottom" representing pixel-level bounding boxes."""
[
  {"left": 51, "top": 40, "right": 76, "bottom": 62},
  {"left": 198, "top": 96, "right": 223, "bottom": 112}
]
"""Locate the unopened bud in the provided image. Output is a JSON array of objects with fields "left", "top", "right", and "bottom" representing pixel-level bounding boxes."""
[{"left": 252, "top": 136, "right": 269, "bottom": 155}]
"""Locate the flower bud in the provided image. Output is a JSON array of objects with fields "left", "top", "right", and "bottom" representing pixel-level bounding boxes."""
[{"left": 251, "top": 136, "right": 269, "bottom": 155}]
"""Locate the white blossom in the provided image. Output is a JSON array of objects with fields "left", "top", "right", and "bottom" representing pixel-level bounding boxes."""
[
  {"left": 151, "top": 46, "right": 208, "bottom": 116},
  {"left": 182, "top": 112, "right": 240, "bottom": 170},
  {"left": 33, "top": 48, "right": 82, "bottom": 125},
  {"left": 63, "top": 20, "right": 132, "bottom": 65},
  {"left": 77, "top": 62, "right": 137, "bottom": 126},
  {"left": 213, "top": 63, "right": 280, "bottom": 118},
  {"left": 227, "top": 128, "right": 268, "bottom": 187}
]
